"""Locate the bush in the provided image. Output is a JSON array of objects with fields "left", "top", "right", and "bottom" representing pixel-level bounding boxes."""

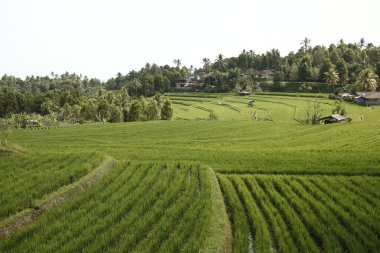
[
  {"left": 128, "top": 100, "right": 142, "bottom": 121},
  {"left": 161, "top": 99, "right": 173, "bottom": 120},
  {"left": 209, "top": 111, "right": 218, "bottom": 121}
]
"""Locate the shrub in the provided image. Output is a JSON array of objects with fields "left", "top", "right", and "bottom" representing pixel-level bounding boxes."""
[{"left": 209, "top": 111, "right": 218, "bottom": 121}]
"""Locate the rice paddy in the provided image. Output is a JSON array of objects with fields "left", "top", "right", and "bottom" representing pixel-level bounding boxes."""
[{"left": 1, "top": 92, "right": 379, "bottom": 252}]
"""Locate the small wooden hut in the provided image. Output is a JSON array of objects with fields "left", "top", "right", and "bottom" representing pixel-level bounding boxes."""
[{"left": 319, "top": 114, "right": 346, "bottom": 124}]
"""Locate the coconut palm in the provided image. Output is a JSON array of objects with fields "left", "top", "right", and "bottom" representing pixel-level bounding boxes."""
[
  {"left": 202, "top": 58, "right": 211, "bottom": 74},
  {"left": 300, "top": 37, "right": 311, "bottom": 51},
  {"left": 127, "top": 79, "right": 142, "bottom": 98},
  {"left": 359, "top": 38, "right": 366, "bottom": 50},
  {"left": 324, "top": 68, "right": 340, "bottom": 94},
  {"left": 173, "top": 59, "right": 181, "bottom": 68},
  {"left": 355, "top": 68, "right": 378, "bottom": 95},
  {"left": 214, "top": 54, "right": 226, "bottom": 71}
]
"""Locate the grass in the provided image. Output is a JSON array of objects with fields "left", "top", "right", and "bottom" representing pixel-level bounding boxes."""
[
  {"left": 201, "top": 167, "right": 232, "bottom": 253},
  {"left": 1, "top": 92, "right": 379, "bottom": 252},
  {"left": 219, "top": 174, "right": 380, "bottom": 252},
  {"left": 0, "top": 152, "right": 103, "bottom": 220},
  {"left": 7, "top": 120, "right": 380, "bottom": 175},
  {"left": 0, "top": 162, "right": 214, "bottom": 252}
]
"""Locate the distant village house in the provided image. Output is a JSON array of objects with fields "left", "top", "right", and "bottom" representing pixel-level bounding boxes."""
[
  {"left": 239, "top": 91, "right": 250, "bottom": 96},
  {"left": 175, "top": 77, "right": 203, "bottom": 91},
  {"left": 355, "top": 92, "right": 380, "bottom": 106}
]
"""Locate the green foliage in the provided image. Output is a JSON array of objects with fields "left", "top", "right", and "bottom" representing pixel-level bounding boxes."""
[
  {"left": 332, "top": 99, "right": 346, "bottom": 116},
  {"left": 305, "top": 100, "right": 323, "bottom": 124},
  {"left": 209, "top": 111, "right": 218, "bottom": 121},
  {"left": 336, "top": 59, "right": 348, "bottom": 83},
  {"left": 0, "top": 118, "right": 13, "bottom": 146},
  {"left": 1, "top": 39, "right": 380, "bottom": 98},
  {"left": 97, "top": 99, "right": 111, "bottom": 122},
  {"left": 298, "top": 55, "right": 313, "bottom": 81},
  {"left": 273, "top": 70, "right": 285, "bottom": 83},
  {"left": 161, "top": 99, "right": 173, "bottom": 120},
  {"left": 319, "top": 58, "right": 334, "bottom": 81},
  {"left": 355, "top": 68, "right": 378, "bottom": 93},
  {"left": 145, "top": 99, "right": 160, "bottom": 120},
  {"left": 128, "top": 99, "right": 142, "bottom": 121},
  {"left": 324, "top": 68, "right": 340, "bottom": 93},
  {"left": 109, "top": 105, "right": 124, "bottom": 123}
]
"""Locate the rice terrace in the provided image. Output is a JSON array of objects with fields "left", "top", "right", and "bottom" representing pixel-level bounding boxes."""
[
  {"left": 1, "top": 90, "right": 380, "bottom": 252},
  {"left": 1, "top": 1, "right": 380, "bottom": 251}
]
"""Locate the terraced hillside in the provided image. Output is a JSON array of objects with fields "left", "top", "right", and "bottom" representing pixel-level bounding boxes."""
[
  {"left": 1, "top": 92, "right": 379, "bottom": 252},
  {"left": 168, "top": 93, "right": 377, "bottom": 122},
  {"left": 0, "top": 162, "right": 231, "bottom": 253},
  {"left": 0, "top": 152, "right": 103, "bottom": 219}
]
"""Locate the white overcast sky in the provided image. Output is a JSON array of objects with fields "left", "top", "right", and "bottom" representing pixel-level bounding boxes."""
[{"left": 0, "top": 0, "right": 379, "bottom": 80}]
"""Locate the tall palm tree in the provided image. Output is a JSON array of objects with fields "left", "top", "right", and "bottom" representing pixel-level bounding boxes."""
[
  {"left": 359, "top": 38, "right": 366, "bottom": 50},
  {"left": 202, "top": 58, "right": 211, "bottom": 73},
  {"left": 215, "top": 54, "right": 226, "bottom": 71},
  {"left": 173, "top": 59, "right": 181, "bottom": 68},
  {"left": 128, "top": 79, "right": 142, "bottom": 98},
  {"left": 355, "top": 68, "right": 378, "bottom": 95},
  {"left": 300, "top": 37, "right": 311, "bottom": 51},
  {"left": 324, "top": 68, "right": 340, "bottom": 94}
]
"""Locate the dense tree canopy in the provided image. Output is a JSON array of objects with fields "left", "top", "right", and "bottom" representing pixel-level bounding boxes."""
[{"left": 1, "top": 38, "right": 380, "bottom": 124}]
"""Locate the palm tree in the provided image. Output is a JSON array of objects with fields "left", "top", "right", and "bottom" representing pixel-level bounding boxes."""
[
  {"left": 202, "top": 58, "right": 211, "bottom": 73},
  {"left": 355, "top": 68, "right": 378, "bottom": 95},
  {"left": 173, "top": 59, "right": 181, "bottom": 68},
  {"left": 300, "top": 37, "right": 311, "bottom": 51},
  {"left": 127, "top": 79, "right": 142, "bottom": 98},
  {"left": 215, "top": 54, "right": 226, "bottom": 71},
  {"left": 324, "top": 68, "right": 340, "bottom": 94},
  {"left": 359, "top": 38, "right": 366, "bottom": 50}
]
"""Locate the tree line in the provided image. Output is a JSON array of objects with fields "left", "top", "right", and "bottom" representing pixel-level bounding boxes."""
[
  {"left": 0, "top": 87, "right": 173, "bottom": 128},
  {"left": 1, "top": 38, "right": 379, "bottom": 95},
  {"left": 1, "top": 38, "right": 379, "bottom": 124}
]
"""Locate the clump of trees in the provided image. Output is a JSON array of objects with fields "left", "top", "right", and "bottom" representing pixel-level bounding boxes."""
[
  {"left": 1, "top": 38, "right": 380, "bottom": 127},
  {"left": 1, "top": 38, "right": 379, "bottom": 96},
  {"left": 0, "top": 86, "right": 173, "bottom": 128}
]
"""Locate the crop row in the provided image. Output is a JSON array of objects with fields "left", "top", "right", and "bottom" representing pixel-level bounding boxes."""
[
  {"left": 211, "top": 102, "right": 241, "bottom": 113},
  {"left": 0, "top": 152, "right": 103, "bottom": 220},
  {"left": 0, "top": 162, "right": 213, "bottom": 253},
  {"left": 218, "top": 174, "right": 380, "bottom": 253}
]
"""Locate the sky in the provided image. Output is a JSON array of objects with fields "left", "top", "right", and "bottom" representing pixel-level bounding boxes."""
[{"left": 0, "top": 0, "right": 379, "bottom": 80}]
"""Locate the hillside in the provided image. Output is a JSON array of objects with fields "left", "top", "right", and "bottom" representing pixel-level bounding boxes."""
[{"left": 1, "top": 93, "right": 379, "bottom": 252}]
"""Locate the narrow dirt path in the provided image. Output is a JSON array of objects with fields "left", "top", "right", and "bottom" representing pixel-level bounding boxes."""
[
  {"left": 201, "top": 166, "right": 232, "bottom": 253},
  {"left": 0, "top": 155, "right": 116, "bottom": 238}
]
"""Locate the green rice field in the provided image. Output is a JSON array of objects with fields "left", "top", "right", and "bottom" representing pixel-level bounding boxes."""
[{"left": 1, "top": 92, "right": 379, "bottom": 252}]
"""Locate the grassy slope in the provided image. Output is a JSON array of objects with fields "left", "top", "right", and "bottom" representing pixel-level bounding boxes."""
[
  {"left": 0, "top": 162, "right": 213, "bottom": 253},
  {"left": 9, "top": 119, "right": 380, "bottom": 175},
  {"left": 2, "top": 93, "right": 380, "bottom": 252},
  {"left": 0, "top": 152, "right": 103, "bottom": 220}
]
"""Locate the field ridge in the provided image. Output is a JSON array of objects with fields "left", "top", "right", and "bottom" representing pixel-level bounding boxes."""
[
  {"left": 201, "top": 167, "right": 232, "bottom": 253},
  {"left": 0, "top": 155, "right": 116, "bottom": 238},
  {"left": 216, "top": 171, "right": 380, "bottom": 177}
]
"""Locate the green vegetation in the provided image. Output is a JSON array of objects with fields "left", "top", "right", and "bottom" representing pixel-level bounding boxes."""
[
  {"left": 0, "top": 162, "right": 215, "bottom": 253},
  {"left": 218, "top": 174, "right": 380, "bottom": 252},
  {"left": 1, "top": 39, "right": 380, "bottom": 126},
  {"left": 0, "top": 92, "right": 379, "bottom": 252},
  {"left": 0, "top": 153, "right": 102, "bottom": 220}
]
